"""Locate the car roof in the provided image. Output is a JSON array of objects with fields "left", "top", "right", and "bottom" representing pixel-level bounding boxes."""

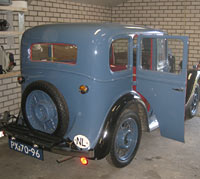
[
  {"left": 21, "top": 23, "right": 165, "bottom": 80},
  {"left": 22, "top": 23, "right": 164, "bottom": 43}
]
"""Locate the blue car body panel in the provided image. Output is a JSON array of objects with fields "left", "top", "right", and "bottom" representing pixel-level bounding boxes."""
[
  {"left": 136, "top": 35, "right": 188, "bottom": 142},
  {"left": 20, "top": 23, "right": 188, "bottom": 150}
]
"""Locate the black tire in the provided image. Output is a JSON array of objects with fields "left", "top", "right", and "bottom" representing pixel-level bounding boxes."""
[
  {"left": 106, "top": 107, "right": 142, "bottom": 168},
  {"left": 188, "top": 85, "right": 200, "bottom": 118},
  {"left": 21, "top": 81, "right": 69, "bottom": 138}
]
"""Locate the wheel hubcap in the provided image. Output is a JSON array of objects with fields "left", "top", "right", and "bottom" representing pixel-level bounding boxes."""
[
  {"left": 115, "top": 117, "right": 138, "bottom": 161},
  {"left": 34, "top": 104, "right": 48, "bottom": 121}
]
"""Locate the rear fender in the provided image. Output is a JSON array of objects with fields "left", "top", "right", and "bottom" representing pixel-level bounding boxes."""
[{"left": 94, "top": 92, "right": 148, "bottom": 160}]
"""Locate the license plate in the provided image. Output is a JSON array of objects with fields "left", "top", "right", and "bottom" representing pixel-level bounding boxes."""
[{"left": 8, "top": 138, "right": 43, "bottom": 160}]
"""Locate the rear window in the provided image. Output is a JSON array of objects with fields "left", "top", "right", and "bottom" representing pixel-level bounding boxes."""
[{"left": 31, "top": 43, "right": 77, "bottom": 65}]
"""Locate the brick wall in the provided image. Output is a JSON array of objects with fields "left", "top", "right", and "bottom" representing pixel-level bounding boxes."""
[
  {"left": 112, "top": 0, "right": 200, "bottom": 69},
  {"left": 0, "top": 76, "right": 21, "bottom": 115},
  {"left": 0, "top": 0, "right": 111, "bottom": 116},
  {"left": 1, "top": 0, "right": 200, "bottom": 116}
]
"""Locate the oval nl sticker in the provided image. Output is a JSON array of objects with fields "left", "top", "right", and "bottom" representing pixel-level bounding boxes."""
[{"left": 73, "top": 135, "right": 90, "bottom": 149}]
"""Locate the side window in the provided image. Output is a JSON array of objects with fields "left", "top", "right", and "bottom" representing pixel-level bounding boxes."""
[
  {"left": 110, "top": 39, "right": 128, "bottom": 72},
  {"left": 141, "top": 38, "right": 153, "bottom": 70},
  {"left": 133, "top": 36, "right": 138, "bottom": 67},
  {"left": 140, "top": 38, "right": 183, "bottom": 74},
  {"left": 31, "top": 43, "right": 77, "bottom": 65}
]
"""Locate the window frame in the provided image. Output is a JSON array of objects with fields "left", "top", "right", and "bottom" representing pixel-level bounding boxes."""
[
  {"left": 137, "top": 35, "right": 187, "bottom": 76},
  {"left": 140, "top": 37, "right": 184, "bottom": 74},
  {"left": 109, "top": 36, "right": 132, "bottom": 73}
]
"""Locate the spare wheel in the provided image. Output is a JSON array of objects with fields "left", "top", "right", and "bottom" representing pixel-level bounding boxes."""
[{"left": 21, "top": 81, "right": 69, "bottom": 138}]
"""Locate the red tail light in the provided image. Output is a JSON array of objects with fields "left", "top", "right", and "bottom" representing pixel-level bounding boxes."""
[{"left": 80, "top": 157, "right": 88, "bottom": 165}]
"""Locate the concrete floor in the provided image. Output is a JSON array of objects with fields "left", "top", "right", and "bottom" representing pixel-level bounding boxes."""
[{"left": 0, "top": 117, "right": 200, "bottom": 179}]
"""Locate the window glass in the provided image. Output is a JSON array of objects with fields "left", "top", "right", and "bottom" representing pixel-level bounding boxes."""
[
  {"left": 31, "top": 43, "right": 77, "bottom": 64},
  {"left": 133, "top": 36, "right": 138, "bottom": 67},
  {"left": 157, "top": 39, "right": 167, "bottom": 71},
  {"left": 141, "top": 38, "right": 153, "bottom": 70},
  {"left": 110, "top": 39, "right": 128, "bottom": 72},
  {"left": 167, "top": 39, "right": 183, "bottom": 74},
  {"left": 140, "top": 38, "right": 183, "bottom": 74}
]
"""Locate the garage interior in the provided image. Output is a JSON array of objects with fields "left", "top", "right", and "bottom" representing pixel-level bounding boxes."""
[{"left": 0, "top": 0, "right": 200, "bottom": 178}]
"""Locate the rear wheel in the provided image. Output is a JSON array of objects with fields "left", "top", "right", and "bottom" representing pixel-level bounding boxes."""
[
  {"left": 21, "top": 81, "right": 69, "bottom": 137},
  {"left": 106, "top": 108, "right": 141, "bottom": 168},
  {"left": 188, "top": 85, "right": 200, "bottom": 118}
]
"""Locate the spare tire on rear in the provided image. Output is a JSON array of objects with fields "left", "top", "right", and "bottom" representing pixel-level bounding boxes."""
[{"left": 21, "top": 81, "right": 69, "bottom": 138}]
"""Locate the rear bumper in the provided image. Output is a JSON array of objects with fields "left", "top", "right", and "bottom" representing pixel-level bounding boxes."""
[
  {"left": 51, "top": 143, "right": 94, "bottom": 158},
  {"left": 0, "top": 113, "right": 94, "bottom": 159}
]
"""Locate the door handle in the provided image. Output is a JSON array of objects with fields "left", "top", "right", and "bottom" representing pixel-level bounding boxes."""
[{"left": 172, "top": 88, "right": 184, "bottom": 92}]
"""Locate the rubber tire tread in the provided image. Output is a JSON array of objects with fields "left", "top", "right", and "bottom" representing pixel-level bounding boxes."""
[
  {"left": 106, "top": 107, "right": 142, "bottom": 168},
  {"left": 21, "top": 80, "right": 69, "bottom": 138}
]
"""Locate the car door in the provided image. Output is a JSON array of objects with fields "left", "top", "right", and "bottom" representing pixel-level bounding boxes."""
[{"left": 136, "top": 35, "right": 188, "bottom": 142}]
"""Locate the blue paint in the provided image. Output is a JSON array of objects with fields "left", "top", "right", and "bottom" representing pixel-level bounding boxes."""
[
  {"left": 26, "top": 90, "right": 58, "bottom": 134},
  {"left": 136, "top": 35, "right": 188, "bottom": 142},
  {"left": 20, "top": 23, "right": 188, "bottom": 150},
  {"left": 115, "top": 118, "right": 138, "bottom": 161}
]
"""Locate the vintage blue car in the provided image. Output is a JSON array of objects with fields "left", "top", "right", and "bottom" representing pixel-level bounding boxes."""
[{"left": 0, "top": 23, "right": 191, "bottom": 168}]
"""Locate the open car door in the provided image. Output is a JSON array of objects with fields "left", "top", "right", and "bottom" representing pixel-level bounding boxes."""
[{"left": 136, "top": 35, "right": 188, "bottom": 142}]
